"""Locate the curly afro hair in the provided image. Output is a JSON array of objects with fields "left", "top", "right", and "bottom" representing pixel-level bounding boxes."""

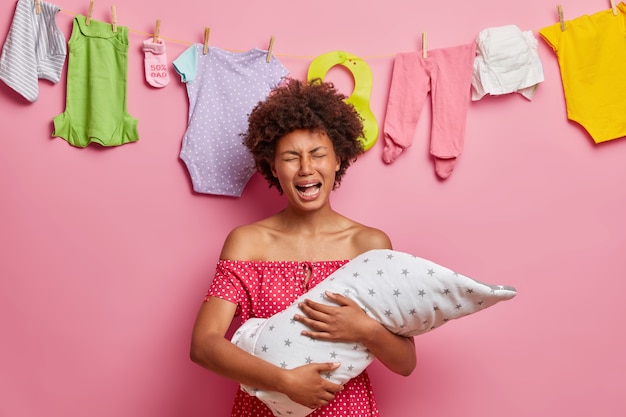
[{"left": 243, "top": 78, "right": 365, "bottom": 193}]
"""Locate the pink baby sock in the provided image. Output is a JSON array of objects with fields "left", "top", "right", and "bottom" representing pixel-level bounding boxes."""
[
  {"left": 434, "top": 157, "right": 457, "bottom": 179},
  {"left": 142, "top": 38, "right": 170, "bottom": 88}
]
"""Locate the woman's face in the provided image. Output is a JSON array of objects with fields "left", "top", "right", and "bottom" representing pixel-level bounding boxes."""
[{"left": 271, "top": 129, "right": 340, "bottom": 210}]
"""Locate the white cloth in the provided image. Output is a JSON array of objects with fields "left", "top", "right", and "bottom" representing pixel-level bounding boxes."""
[
  {"left": 472, "top": 25, "right": 544, "bottom": 101},
  {"left": 0, "top": 0, "right": 66, "bottom": 102},
  {"left": 231, "top": 249, "right": 517, "bottom": 417}
]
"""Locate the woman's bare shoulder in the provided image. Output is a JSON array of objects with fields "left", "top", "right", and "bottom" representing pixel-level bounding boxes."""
[
  {"left": 348, "top": 221, "right": 393, "bottom": 255},
  {"left": 219, "top": 221, "right": 274, "bottom": 260}
]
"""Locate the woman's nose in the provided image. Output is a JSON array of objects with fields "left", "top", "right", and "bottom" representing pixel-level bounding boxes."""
[{"left": 298, "top": 157, "right": 314, "bottom": 175}]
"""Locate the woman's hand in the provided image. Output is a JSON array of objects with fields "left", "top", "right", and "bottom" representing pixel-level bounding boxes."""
[
  {"left": 294, "top": 291, "right": 417, "bottom": 376},
  {"left": 294, "top": 291, "right": 376, "bottom": 343},
  {"left": 281, "top": 362, "right": 344, "bottom": 409}
]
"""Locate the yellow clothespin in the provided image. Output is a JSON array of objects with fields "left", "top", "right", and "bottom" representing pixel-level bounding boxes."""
[
  {"left": 86, "top": 0, "right": 95, "bottom": 25},
  {"left": 557, "top": 5, "right": 565, "bottom": 31},
  {"left": 111, "top": 5, "right": 117, "bottom": 32},
  {"left": 610, "top": 0, "right": 617, "bottom": 15},
  {"left": 203, "top": 27, "right": 210, "bottom": 55},
  {"left": 153, "top": 19, "right": 161, "bottom": 43},
  {"left": 35, "top": 0, "right": 41, "bottom": 14},
  {"left": 266, "top": 36, "right": 275, "bottom": 63},
  {"left": 422, "top": 32, "right": 427, "bottom": 58}
]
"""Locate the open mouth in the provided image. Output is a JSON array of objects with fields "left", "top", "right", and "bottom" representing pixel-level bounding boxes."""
[{"left": 296, "top": 183, "right": 321, "bottom": 197}]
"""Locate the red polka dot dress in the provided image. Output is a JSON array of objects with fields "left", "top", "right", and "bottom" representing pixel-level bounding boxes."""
[{"left": 206, "top": 259, "right": 381, "bottom": 417}]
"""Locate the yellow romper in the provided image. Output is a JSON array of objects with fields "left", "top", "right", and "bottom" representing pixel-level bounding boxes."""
[{"left": 540, "top": 4, "right": 626, "bottom": 143}]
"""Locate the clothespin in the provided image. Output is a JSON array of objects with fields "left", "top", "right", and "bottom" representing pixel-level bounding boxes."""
[
  {"left": 203, "top": 27, "right": 210, "bottom": 55},
  {"left": 557, "top": 5, "right": 565, "bottom": 31},
  {"left": 266, "top": 36, "right": 275, "bottom": 63},
  {"left": 85, "top": 0, "right": 95, "bottom": 25},
  {"left": 111, "top": 5, "right": 117, "bottom": 32},
  {"left": 610, "top": 0, "right": 617, "bottom": 15},
  {"left": 153, "top": 19, "right": 161, "bottom": 43},
  {"left": 422, "top": 32, "right": 427, "bottom": 58},
  {"left": 35, "top": 0, "right": 41, "bottom": 14}
]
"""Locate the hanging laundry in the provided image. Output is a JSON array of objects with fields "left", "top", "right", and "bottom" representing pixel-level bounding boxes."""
[
  {"left": 52, "top": 15, "right": 138, "bottom": 147},
  {"left": 173, "top": 45, "right": 288, "bottom": 197},
  {"left": 382, "top": 42, "right": 476, "bottom": 179},
  {"left": 143, "top": 37, "right": 170, "bottom": 88},
  {"left": 472, "top": 25, "right": 544, "bottom": 101},
  {"left": 540, "top": 4, "right": 626, "bottom": 144},
  {"left": 0, "top": 0, "right": 66, "bottom": 102},
  {"left": 307, "top": 51, "right": 379, "bottom": 151}
]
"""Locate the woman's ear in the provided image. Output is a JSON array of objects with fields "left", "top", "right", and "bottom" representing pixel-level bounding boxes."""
[
  {"left": 335, "top": 158, "right": 341, "bottom": 172},
  {"left": 271, "top": 164, "right": 278, "bottom": 177}
]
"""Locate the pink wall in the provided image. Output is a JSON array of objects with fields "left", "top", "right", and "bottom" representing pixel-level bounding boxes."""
[{"left": 2, "top": 0, "right": 625, "bottom": 416}]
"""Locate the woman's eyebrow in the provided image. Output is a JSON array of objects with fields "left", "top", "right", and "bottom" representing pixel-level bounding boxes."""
[
  {"left": 309, "top": 146, "right": 329, "bottom": 153},
  {"left": 279, "top": 146, "right": 329, "bottom": 156},
  {"left": 279, "top": 150, "right": 301, "bottom": 156}
]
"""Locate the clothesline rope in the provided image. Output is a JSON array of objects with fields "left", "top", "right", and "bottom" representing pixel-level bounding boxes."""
[
  {"left": 59, "top": 9, "right": 395, "bottom": 60},
  {"left": 52, "top": 3, "right": 624, "bottom": 61}
]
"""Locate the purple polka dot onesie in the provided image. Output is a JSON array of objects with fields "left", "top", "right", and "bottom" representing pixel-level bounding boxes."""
[{"left": 173, "top": 45, "right": 288, "bottom": 197}]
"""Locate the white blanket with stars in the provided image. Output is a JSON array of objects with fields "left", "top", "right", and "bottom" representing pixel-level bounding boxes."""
[{"left": 231, "top": 249, "right": 517, "bottom": 417}]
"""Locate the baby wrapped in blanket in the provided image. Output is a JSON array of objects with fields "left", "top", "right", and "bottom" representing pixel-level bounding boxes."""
[{"left": 231, "top": 249, "right": 516, "bottom": 417}]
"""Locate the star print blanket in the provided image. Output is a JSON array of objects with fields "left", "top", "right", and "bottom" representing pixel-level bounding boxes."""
[{"left": 231, "top": 249, "right": 517, "bottom": 417}]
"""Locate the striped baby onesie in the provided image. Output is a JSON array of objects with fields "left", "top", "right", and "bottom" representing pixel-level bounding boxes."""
[{"left": 0, "top": 0, "right": 66, "bottom": 102}]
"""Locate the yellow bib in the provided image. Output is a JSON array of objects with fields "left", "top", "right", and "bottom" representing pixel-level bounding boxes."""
[{"left": 307, "top": 51, "right": 378, "bottom": 151}]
